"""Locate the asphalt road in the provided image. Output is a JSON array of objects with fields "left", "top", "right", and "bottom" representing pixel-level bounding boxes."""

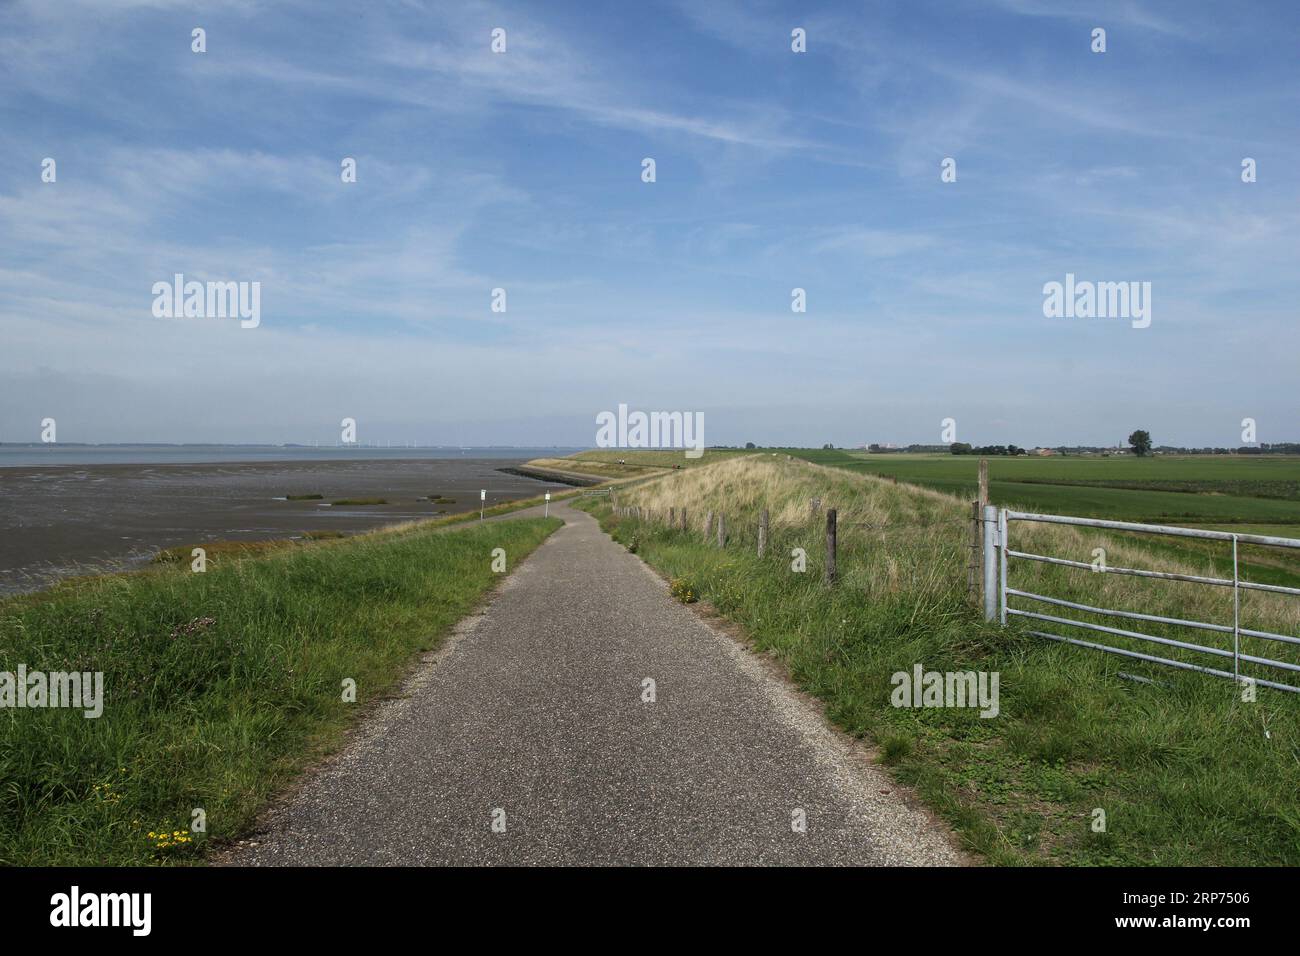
[{"left": 226, "top": 503, "right": 964, "bottom": 866}]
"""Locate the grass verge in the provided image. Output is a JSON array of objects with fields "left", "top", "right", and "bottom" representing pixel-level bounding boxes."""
[{"left": 0, "top": 515, "right": 561, "bottom": 865}]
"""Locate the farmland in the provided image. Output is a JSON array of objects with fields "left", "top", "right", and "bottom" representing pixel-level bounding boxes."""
[{"left": 783, "top": 449, "right": 1300, "bottom": 526}]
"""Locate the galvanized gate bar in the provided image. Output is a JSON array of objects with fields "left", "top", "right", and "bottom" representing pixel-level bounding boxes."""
[
  {"left": 1003, "top": 548, "right": 1300, "bottom": 597},
  {"left": 998, "top": 508, "right": 1008, "bottom": 626},
  {"left": 1011, "top": 585, "right": 1300, "bottom": 647},
  {"left": 1003, "top": 510, "right": 1300, "bottom": 550},
  {"left": 1027, "top": 630, "right": 1300, "bottom": 694},
  {"left": 1006, "top": 587, "right": 1234, "bottom": 634},
  {"left": 1233, "top": 535, "right": 1241, "bottom": 682},
  {"left": 1008, "top": 608, "right": 1300, "bottom": 673},
  {"left": 1009, "top": 608, "right": 1237, "bottom": 659}
]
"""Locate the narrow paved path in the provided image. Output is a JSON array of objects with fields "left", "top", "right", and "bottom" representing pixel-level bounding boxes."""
[{"left": 227, "top": 504, "right": 964, "bottom": 866}]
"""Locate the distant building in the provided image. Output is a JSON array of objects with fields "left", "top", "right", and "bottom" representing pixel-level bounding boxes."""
[{"left": 1031, "top": 447, "right": 1056, "bottom": 456}]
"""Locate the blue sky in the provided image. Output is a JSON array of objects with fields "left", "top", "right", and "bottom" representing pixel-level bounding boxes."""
[{"left": 1, "top": 0, "right": 1297, "bottom": 448}]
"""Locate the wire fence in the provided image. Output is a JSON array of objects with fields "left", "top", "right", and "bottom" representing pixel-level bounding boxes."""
[{"left": 608, "top": 491, "right": 1300, "bottom": 696}]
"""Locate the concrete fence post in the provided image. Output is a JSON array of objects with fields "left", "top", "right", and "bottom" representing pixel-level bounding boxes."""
[
  {"left": 704, "top": 510, "right": 713, "bottom": 539},
  {"left": 968, "top": 500, "right": 981, "bottom": 606},
  {"left": 982, "top": 504, "right": 999, "bottom": 622},
  {"left": 717, "top": 513, "right": 726, "bottom": 548},
  {"left": 757, "top": 508, "right": 768, "bottom": 557}
]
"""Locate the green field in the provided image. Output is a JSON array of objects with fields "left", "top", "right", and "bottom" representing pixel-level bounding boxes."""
[{"left": 780, "top": 450, "right": 1300, "bottom": 525}]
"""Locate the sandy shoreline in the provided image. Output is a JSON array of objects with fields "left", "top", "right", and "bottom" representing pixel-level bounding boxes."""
[{"left": 0, "top": 457, "right": 568, "bottom": 595}]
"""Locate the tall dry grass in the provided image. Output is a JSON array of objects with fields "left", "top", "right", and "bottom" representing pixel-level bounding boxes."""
[{"left": 619, "top": 454, "right": 1300, "bottom": 682}]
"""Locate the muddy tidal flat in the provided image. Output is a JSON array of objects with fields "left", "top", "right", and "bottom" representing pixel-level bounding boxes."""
[{"left": 0, "top": 456, "right": 569, "bottom": 595}]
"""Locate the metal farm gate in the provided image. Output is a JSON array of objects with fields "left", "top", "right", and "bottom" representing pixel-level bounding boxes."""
[{"left": 982, "top": 507, "right": 1300, "bottom": 694}]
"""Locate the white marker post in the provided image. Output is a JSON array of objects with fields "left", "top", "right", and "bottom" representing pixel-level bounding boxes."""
[
  {"left": 545, "top": 492, "right": 551, "bottom": 517},
  {"left": 480, "top": 489, "right": 486, "bottom": 521}
]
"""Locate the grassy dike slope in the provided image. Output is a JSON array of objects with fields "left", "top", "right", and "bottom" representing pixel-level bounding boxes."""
[
  {"left": 0, "top": 516, "right": 561, "bottom": 865},
  {"left": 584, "top": 455, "right": 1300, "bottom": 866}
]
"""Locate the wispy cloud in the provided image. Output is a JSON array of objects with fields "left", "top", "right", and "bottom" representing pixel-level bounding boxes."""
[{"left": 1, "top": 0, "right": 1297, "bottom": 445}]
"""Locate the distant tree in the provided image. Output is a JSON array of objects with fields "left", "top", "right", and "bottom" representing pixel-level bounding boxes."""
[
  {"left": 745, "top": 442, "right": 756, "bottom": 449},
  {"left": 822, "top": 443, "right": 834, "bottom": 450},
  {"left": 949, "top": 442, "right": 973, "bottom": 455},
  {"left": 1128, "top": 430, "right": 1153, "bottom": 456}
]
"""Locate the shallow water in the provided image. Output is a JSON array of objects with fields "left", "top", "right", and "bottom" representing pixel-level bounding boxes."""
[{"left": 0, "top": 454, "right": 570, "bottom": 595}]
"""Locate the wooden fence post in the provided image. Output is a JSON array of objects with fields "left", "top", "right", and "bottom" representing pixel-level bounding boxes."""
[
  {"left": 758, "top": 508, "right": 768, "bottom": 557},
  {"left": 669, "top": 507, "right": 676, "bottom": 527},
  {"left": 680, "top": 507, "right": 688, "bottom": 531},
  {"left": 810, "top": 497, "right": 821, "bottom": 521},
  {"left": 704, "top": 510, "right": 713, "bottom": 539},
  {"left": 717, "top": 513, "right": 726, "bottom": 548},
  {"left": 825, "top": 508, "right": 837, "bottom": 586}
]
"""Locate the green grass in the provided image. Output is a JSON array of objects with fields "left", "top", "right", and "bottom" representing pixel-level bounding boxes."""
[
  {"left": 0, "top": 515, "right": 561, "bottom": 865},
  {"left": 786, "top": 450, "right": 1300, "bottom": 524},
  {"left": 587, "top": 456, "right": 1300, "bottom": 866},
  {"left": 284, "top": 493, "right": 323, "bottom": 501},
  {"left": 152, "top": 539, "right": 297, "bottom": 565},
  {"left": 330, "top": 497, "right": 388, "bottom": 506}
]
